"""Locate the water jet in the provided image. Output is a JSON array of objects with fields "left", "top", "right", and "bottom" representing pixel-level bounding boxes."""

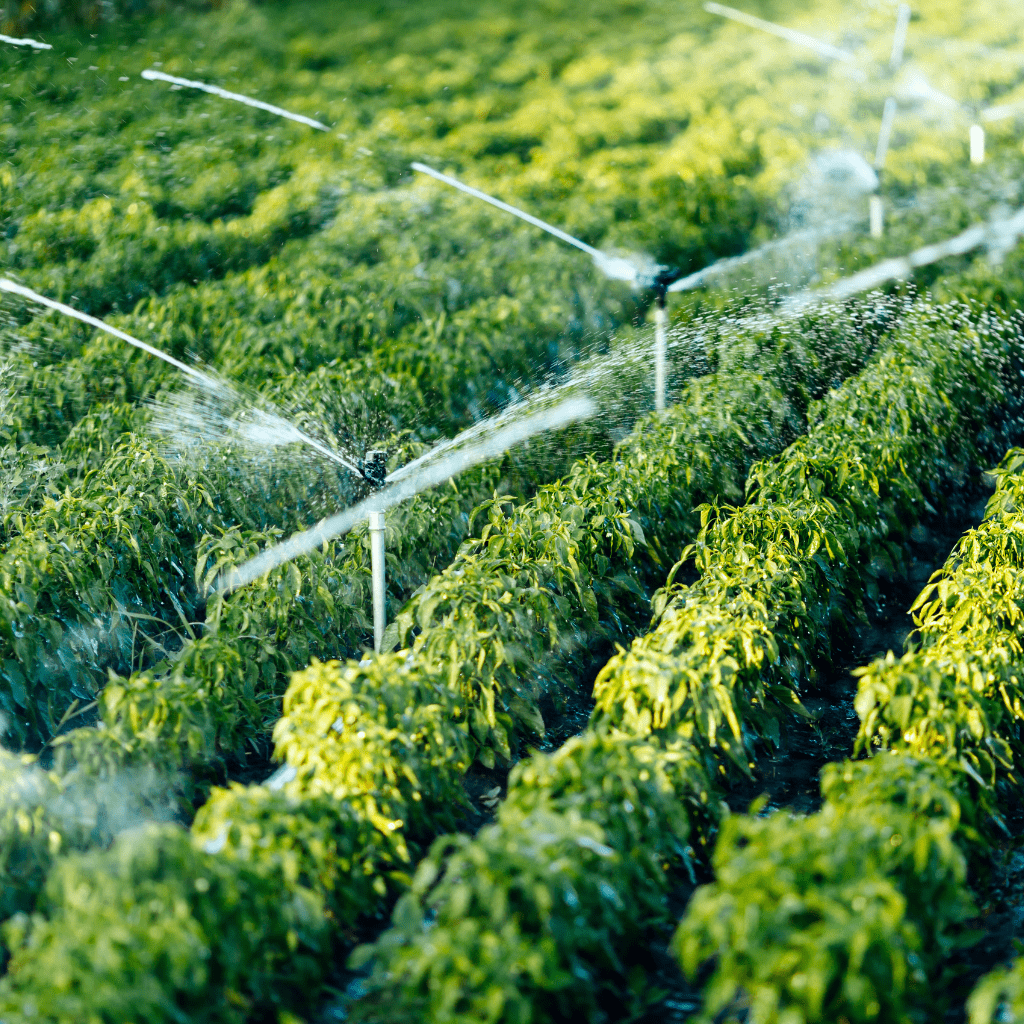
[{"left": 140, "top": 69, "right": 329, "bottom": 130}]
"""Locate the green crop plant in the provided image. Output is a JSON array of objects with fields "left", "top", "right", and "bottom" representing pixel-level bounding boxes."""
[
  {"left": 343, "top": 304, "right": 1016, "bottom": 1023},
  {"left": 0, "top": 752, "right": 86, "bottom": 926},
  {"left": 0, "top": 822, "right": 329, "bottom": 1024},
  {"left": 279, "top": 365, "right": 797, "bottom": 776},
  {"left": 676, "top": 755, "right": 979, "bottom": 1024},
  {"left": 2, "top": 0, "right": 1024, "bottom": 1020},
  {"left": 593, "top": 307, "right": 1006, "bottom": 775},
  {"left": 350, "top": 731, "right": 715, "bottom": 1024},
  {"left": 855, "top": 446, "right": 1024, "bottom": 788},
  {"left": 56, "top": 457, "right": 515, "bottom": 792},
  {"left": 0, "top": 438, "right": 217, "bottom": 747},
  {"left": 674, "top": 439, "right": 1024, "bottom": 1022},
  {"left": 0, "top": 307, "right": 861, "bottom": 1021}
]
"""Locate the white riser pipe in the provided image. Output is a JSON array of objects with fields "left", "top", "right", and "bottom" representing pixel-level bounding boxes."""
[
  {"left": 654, "top": 303, "right": 667, "bottom": 413},
  {"left": 368, "top": 511, "right": 386, "bottom": 653},
  {"left": 870, "top": 195, "right": 884, "bottom": 239},
  {"left": 970, "top": 125, "right": 985, "bottom": 165}
]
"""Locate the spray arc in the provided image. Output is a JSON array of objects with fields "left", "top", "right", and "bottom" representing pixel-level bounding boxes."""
[{"left": 411, "top": 162, "right": 687, "bottom": 411}]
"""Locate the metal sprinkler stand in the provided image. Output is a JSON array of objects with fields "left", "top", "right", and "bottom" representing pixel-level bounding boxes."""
[{"left": 359, "top": 449, "right": 389, "bottom": 653}]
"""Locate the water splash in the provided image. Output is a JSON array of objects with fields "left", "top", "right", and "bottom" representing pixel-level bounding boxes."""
[
  {"left": 667, "top": 228, "right": 832, "bottom": 294},
  {"left": 0, "top": 32, "right": 51, "bottom": 49},
  {"left": 670, "top": 152, "right": 876, "bottom": 296},
  {"left": 982, "top": 98, "right": 1024, "bottom": 123},
  {"left": 898, "top": 72, "right": 961, "bottom": 111},
  {"left": 386, "top": 388, "right": 600, "bottom": 485},
  {"left": 0, "top": 278, "right": 364, "bottom": 477},
  {"left": 216, "top": 396, "right": 596, "bottom": 593},
  {"left": 140, "top": 70, "right": 329, "bottom": 131},
  {"left": 783, "top": 205, "right": 1024, "bottom": 314},
  {"left": 0, "top": 751, "right": 179, "bottom": 848},
  {"left": 148, "top": 380, "right": 363, "bottom": 478},
  {"left": 411, "top": 162, "right": 652, "bottom": 286},
  {"left": 703, "top": 1, "right": 855, "bottom": 63},
  {"left": 888, "top": 4, "right": 912, "bottom": 72}
]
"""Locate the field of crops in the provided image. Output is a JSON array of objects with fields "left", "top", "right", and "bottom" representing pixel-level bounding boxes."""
[{"left": 4, "top": 0, "right": 1024, "bottom": 1020}]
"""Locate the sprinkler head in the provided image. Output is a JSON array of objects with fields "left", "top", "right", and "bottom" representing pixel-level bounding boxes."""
[
  {"left": 360, "top": 449, "right": 388, "bottom": 488},
  {"left": 648, "top": 266, "right": 683, "bottom": 306}
]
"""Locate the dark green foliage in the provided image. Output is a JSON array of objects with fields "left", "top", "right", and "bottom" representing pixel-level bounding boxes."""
[
  {"left": 0, "top": 438, "right": 214, "bottom": 747},
  {"left": 0, "top": 823, "right": 328, "bottom": 1024},
  {"left": 350, "top": 733, "right": 715, "bottom": 1024},
  {"left": 2, "top": 0, "right": 1024, "bottom": 1019},
  {"left": 676, "top": 758, "right": 976, "bottom": 1024},
  {"left": 677, "top": 409, "right": 1024, "bottom": 1023},
  {"left": 593, "top": 315, "right": 1002, "bottom": 777},
  {"left": 348, "top": 309, "right": 1013, "bottom": 1023}
]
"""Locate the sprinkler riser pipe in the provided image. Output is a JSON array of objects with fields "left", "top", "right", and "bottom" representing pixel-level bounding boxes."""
[
  {"left": 654, "top": 303, "right": 668, "bottom": 413},
  {"left": 368, "top": 511, "right": 386, "bottom": 653},
  {"left": 970, "top": 125, "right": 985, "bottom": 165},
  {"left": 870, "top": 195, "right": 884, "bottom": 239}
]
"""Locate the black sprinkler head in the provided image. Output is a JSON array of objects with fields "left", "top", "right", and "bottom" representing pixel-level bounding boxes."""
[
  {"left": 360, "top": 449, "right": 388, "bottom": 488},
  {"left": 639, "top": 266, "right": 683, "bottom": 306}
]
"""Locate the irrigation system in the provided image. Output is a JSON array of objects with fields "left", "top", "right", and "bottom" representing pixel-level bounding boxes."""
[
  {"left": 782, "top": 204, "right": 1024, "bottom": 314},
  {"left": 6, "top": 2, "right": 1024, "bottom": 659},
  {"left": 215, "top": 396, "right": 598, "bottom": 596},
  {"left": 411, "top": 161, "right": 683, "bottom": 411},
  {"left": 0, "top": 277, "right": 403, "bottom": 649}
]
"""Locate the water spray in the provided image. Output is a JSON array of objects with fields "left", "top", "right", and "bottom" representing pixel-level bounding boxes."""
[
  {"left": 981, "top": 98, "right": 1024, "bottom": 123},
  {"left": 140, "top": 70, "right": 329, "bottom": 131},
  {"left": 410, "top": 162, "right": 638, "bottom": 283},
  {"left": 896, "top": 75, "right": 1021, "bottom": 167},
  {"left": 703, "top": 1, "right": 855, "bottom": 63},
  {"left": 666, "top": 227, "right": 831, "bottom": 295},
  {"left": 215, "top": 396, "right": 597, "bottom": 598},
  {"left": 782, "top": 205, "right": 1024, "bottom": 314},
  {"left": 0, "top": 278, "right": 366, "bottom": 479},
  {"left": 0, "top": 32, "right": 51, "bottom": 49},
  {"left": 411, "top": 162, "right": 686, "bottom": 411},
  {"left": 888, "top": 4, "right": 911, "bottom": 72}
]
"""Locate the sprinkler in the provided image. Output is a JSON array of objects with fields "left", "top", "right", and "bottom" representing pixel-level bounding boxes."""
[
  {"left": 411, "top": 161, "right": 683, "bottom": 413},
  {"left": 970, "top": 124, "right": 986, "bottom": 165},
  {"left": 359, "top": 449, "right": 388, "bottom": 488},
  {"left": 888, "top": 4, "right": 911, "bottom": 72},
  {"left": 703, "top": 1, "right": 855, "bottom": 63},
  {"left": 0, "top": 32, "right": 51, "bottom": 49},
  {"left": 216, "top": 397, "right": 598, "bottom": 595},
  {"left": 360, "top": 449, "right": 389, "bottom": 653},
  {"left": 649, "top": 267, "right": 687, "bottom": 413},
  {"left": 871, "top": 97, "right": 898, "bottom": 238},
  {"left": 140, "top": 69, "right": 329, "bottom": 130}
]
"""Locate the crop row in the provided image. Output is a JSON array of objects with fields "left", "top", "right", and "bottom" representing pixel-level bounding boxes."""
[
  {"left": 0, "top": 292, "right": 891, "bottom": 1019},
  {"left": 0, "top": 291, "right": 875, "bottom": 763},
  {"left": 343, "top": 303, "right": 1018, "bottom": 1022},
  {"left": 673, "top": 440, "right": 1024, "bottom": 1016},
  {"left": 0, "top": 295, "right": 997, "bottom": 1021}
]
